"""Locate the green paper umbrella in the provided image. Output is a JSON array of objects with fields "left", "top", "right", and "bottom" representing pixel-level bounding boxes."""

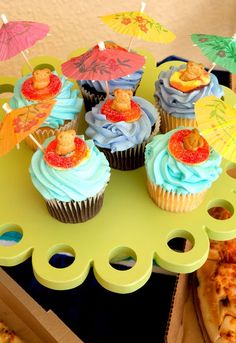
[{"left": 191, "top": 33, "right": 236, "bottom": 74}]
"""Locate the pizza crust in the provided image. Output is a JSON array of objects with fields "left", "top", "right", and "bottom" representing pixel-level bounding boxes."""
[
  {"left": 195, "top": 239, "right": 236, "bottom": 343},
  {"left": 196, "top": 260, "right": 221, "bottom": 342},
  {"left": 0, "top": 321, "right": 24, "bottom": 343},
  {"left": 192, "top": 274, "right": 212, "bottom": 343},
  {"left": 209, "top": 240, "right": 236, "bottom": 263}
]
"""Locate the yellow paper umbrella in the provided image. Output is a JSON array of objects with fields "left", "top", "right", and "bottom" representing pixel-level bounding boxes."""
[
  {"left": 195, "top": 96, "right": 236, "bottom": 163},
  {"left": 100, "top": 2, "right": 176, "bottom": 50}
]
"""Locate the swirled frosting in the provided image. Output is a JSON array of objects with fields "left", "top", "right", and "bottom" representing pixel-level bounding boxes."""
[
  {"left": 85, "top": 96, "right": 158, "bottom": 152},
  {"left": 154, "top": 65, "right": 223, "bottom": 119},
  {"left": 29, "top": 136, "right": 111, "bottom": 202},
  {"left": 10, "top": 72, "right": 83, "bottom": 129},
  {"left": 78, "top": 68, "right": 143, "bottom": 94},
  {"left": 145, "top": 128, "right": 222, "bottom": 194}
]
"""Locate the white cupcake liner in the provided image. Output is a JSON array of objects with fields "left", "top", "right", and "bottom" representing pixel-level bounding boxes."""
[
  {"left": 147, "top": 178, "right": 207, "bottom": 213},
  {"left": 24, "top": 116, "right": 79, "bottom": 151},
  {"left": 155, "top": 102, "right": 197, "bottom": 134}
]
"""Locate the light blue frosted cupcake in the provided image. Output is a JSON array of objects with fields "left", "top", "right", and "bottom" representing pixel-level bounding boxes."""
[
  {"left": 145, "top": 127, "right": 222, "bottom": 212},
  {"left": 29, "top": 133, "right": 111, "bottom": 223},
  {"left": 10, "top": 71, "right": 83, "bottom": 151}
]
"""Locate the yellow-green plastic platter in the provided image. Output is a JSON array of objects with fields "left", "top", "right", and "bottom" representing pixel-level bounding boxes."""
[{"left": 0, "top": 52, "right": 235, "bottom": 294}]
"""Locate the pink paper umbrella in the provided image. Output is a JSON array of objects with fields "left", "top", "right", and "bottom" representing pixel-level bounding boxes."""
[
  {"left": 0, "top": 14, "right": 49, "bottom": 70},
  {"left": 61, "top": 41, "right": 145, "bottom": 96}
]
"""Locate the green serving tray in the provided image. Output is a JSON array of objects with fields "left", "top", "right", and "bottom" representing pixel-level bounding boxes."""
[{"left": 0, "top": 51, "right": 235, "bottom": 294}]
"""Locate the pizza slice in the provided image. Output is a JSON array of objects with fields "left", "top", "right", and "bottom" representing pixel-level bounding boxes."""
[
  {"left": 0, "top": 321, "right": 24, "bottom": 343},
  {"left": 208, "top": 239, "right": 236, "bottom": 264},
  {"left": 196, "top": 260, "right": 236, "bottom": 343}
]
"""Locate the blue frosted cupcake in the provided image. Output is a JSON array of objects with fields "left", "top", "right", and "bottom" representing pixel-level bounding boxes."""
[
  {"left": 10, "top": 69, "right": 83, "bottom": 151},
  {"left": 29, "top": 130, "right": 110, "bottom": 223},
  {"left": 145, "top": 127, "right": 222, "bottom": 212},
  {"left": 85, "top": 89, "right": 159, "bottom": 170},
  {"left": 154, "top": 62, "right": 224, "bottom": 133},
  {"left": 77, "top": 41, "right": 144, "bottom": 111}
]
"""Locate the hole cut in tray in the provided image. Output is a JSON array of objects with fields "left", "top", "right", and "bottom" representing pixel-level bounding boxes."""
[{"left": 0, "top": 224, "right": 23, "bottom": 247}]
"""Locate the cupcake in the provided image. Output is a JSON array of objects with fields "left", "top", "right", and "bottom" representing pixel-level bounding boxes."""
[
  {"left": 145, "top": 127, "right": 222, "bottom": 212},
  {"left": 77, "top": 41, "right": 144, "bottom": 111},
  {"left": 29, "top": 130, "right": 110, "bottom": 223},
  {"left": 85, "top": 88, "right": 159, "bottom": 170},
  {"left": 10, "top": 68, "right": 83, "bottom": 151},
  {"left": 154, "top": 61, "right": 224, "bottom": 133}
]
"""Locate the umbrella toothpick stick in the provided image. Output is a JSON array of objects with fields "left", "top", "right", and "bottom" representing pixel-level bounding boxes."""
[
  {"left": 98, "top": 41, "right": 110, "bottom": 98},
  {"left": 0, "top": 14, "right": 33, "bottom": 72},
  {"left": 127, "top": 1, "right": 146, "bottom": 51},
  {"left": 2, "top": 103, "right": 20, "bottom": 150},
  {"left": 20, "top": 50, "right": 33, "bottom": 72},
  {"left": 2, "top": 103, "right": 45, "bottom": 153},
  {"left": 127, "top": 36, "right": 135, "bottom": 52},
  {"left": 105, "top": 80, "right": 110, "bottom": 98},
  {"left": 208, "top": 62, "right": 216, "bottom": 73},
  {"left": 28, "top": 133, "right": 44, "bottom": 151}
]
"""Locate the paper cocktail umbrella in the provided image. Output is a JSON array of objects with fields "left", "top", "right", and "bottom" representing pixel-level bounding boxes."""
[
  {"left": 100, "top": 2, "right": 176, "bottom": 51},
  {"left": 61, "top": 41, "right": 145, "bottom": 97},
  {"left": 191, "top": 33, "right": 236, "bottom": 73},
  {"left": 195, "top": 96, "right": 236, "bottom": 163},
  {"left": 0, "top": 100, "right": 56, "bottom": 156},
  {"left": 0, "top": 14, "right": 49, "bottom": 71}
]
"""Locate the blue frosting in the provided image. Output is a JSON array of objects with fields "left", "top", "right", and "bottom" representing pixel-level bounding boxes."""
[
  {"left": 85, "top": 96, "right": 158, "bottom": 152},
  {"left": 10, "top": 72, "right": 83, "bottom": 129},
  {"left": 29, "top": 136, "right": 111, "bottom": 202},
  {"left": 145, "top": 128, "right": 222, "bottom": 194},
  {"left": 78, "top": 68, "right": 143, "bottom": 94},
  {"left": 154, "top": 65, "right": 223, "bottom": 119}
]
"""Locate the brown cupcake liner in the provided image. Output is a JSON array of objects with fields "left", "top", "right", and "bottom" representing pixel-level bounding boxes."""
[
  {"left": 155, "top": 102, "right": 197, "bottom": 134},
  {"left": 46, "top": 190, "right": 105, "bottom": 223},
  {"left": 149, "top": 110, "right": 161, "bottom": 139},
  {"left": 80, "top": 81, "right": 141, "bottom": 112},
  {"left": 147, "top": 178, "right": 207, "bottom": 213},
  {"left": 24, "top": 117, "right": 79, "bottom": 151},
  {"left": 99, "top": 141, "right": 148, "bottom": 170},
  {"left": 80, "top": 86, "right": 105, "bottom": 112}
]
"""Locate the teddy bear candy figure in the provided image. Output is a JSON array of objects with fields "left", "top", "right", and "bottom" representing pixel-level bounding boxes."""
[
  {"left": 169, "top": 61, "right": 210, "bottom": 93},
  {"left": 44, "top": 129, "right": 89, "bottom": 169},
  {"left": 180, "top": 61, "right": 205, "bottom": 81},
  {"left": 32, "top": 68, "right": 51, "bottom": 89},
  {"left": 101, "top": 88, "right": 141, "bottom": 122},
  {"left": 111, "top": 88, "right": 133, "bottom": 112},
  {"left": 55, "top": 130, "right": 76, "bottom": 156},
  {"left": 183, "top": 128, "right": 204, "bottom": 151}
]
